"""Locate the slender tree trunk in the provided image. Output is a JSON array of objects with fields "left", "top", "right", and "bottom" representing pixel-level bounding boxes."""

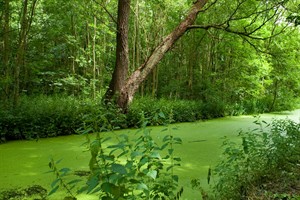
[
  {"left": 13, "top": 0, "right": 38, "bottom": 105},
  {"left": 92, "top": 16, "right": 97, "bottom": 99},
  {"left": 3, "top": 0, "right": 10, "bottom": 100},
  {"left": 104, "top": 0, "right": 131, "bottom": 103},
  {"left": 116, "top": 0, "right": 208, "bottom": 111},
  {"left": 71, "top": 14, "right": 77, "bottom": 74},
  {"left": 14, "top": 0, "right": 29, "bottom": 106}
]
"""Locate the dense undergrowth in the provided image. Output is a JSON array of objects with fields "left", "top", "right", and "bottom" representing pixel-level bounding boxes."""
[
  {"left": 0, "top": 95, "right": 298, "bottom": 141},
  {"left": 208, "top": 119, "right": 300, "bottom": 200},
  {"left": 48, "top": 123, "right": 183, "bottom": 199}
]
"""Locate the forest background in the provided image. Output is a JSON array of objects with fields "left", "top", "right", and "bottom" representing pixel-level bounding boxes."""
[{"left": 0, "top": 0, "right": 300, "bottom": 140}]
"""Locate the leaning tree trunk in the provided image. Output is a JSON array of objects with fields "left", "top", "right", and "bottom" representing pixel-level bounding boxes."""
[{"left": 116, "top": 0, "right": 208, "bottom": 111}]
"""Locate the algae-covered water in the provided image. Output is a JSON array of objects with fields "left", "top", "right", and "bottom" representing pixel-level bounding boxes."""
[{"left": 0, "top": 110, "right": 299, "bottom": 200}]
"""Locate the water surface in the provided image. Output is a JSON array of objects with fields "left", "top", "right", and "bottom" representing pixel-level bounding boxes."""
[{"left": 0, "top": 110, "right": 299, "bottom": 199}]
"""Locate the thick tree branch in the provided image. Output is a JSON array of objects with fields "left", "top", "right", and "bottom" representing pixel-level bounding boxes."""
[{"left": 116, "top": 0, "right": 209, "bottom": 110}]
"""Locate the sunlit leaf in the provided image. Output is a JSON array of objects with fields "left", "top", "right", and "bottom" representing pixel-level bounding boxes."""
[
  {"left": 147, "top": 170, "right": 157, "bottom": 180},
  {"left": 150, "top": 152, "right": 161, "bottom": 159},
  {"left": 137, "top": 183, "right": 148, "bottom": 191}
]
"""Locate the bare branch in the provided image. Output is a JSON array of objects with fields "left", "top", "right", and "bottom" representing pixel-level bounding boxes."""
[
  {"left": 199, "top": 0, "right": 219, "bottom": 12},
  {"left": 188, "top": 0, "right": 289, "bottom": 41},
  {"left": 92, "top": 0, "right": 117, "bottom": 24}
]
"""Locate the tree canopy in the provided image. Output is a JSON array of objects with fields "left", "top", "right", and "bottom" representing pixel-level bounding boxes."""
[{"left": 0, "top": 0, "right": 299, "bottom": 111}]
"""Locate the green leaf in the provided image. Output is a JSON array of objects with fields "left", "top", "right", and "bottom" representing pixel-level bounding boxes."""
[
  {"left": 48, "top": 161, "right": 52, "bottom": 169},
  {"left": 150, "top": 152, "right": 161, "bottom": 159},
  {"left": 101, "top": 137, "right": 112, "bottom": 143},
  {"left": 167, "top": 165, "right": 173, "bottom": 171},
  {"left": 80, "top": 127, "right": 93, "bottom": 135},
  {"left": 131, "top": 151, "right": 142, "bottom": 158},
  {"left": 101, "top": 182, "right": 113, "bottom": 193},
  {"left": 55, "top": 158, "right": 63, "bottom": 165},
  {"left": 167, "top": 164, "right": 180, "bottom": 171},
  {"left": 174, "top": 137, "right": 183, "bottom": 144},
  {"left": 87, "top": 176, "right": 99, "bottom": 193},
  {"left": 139, "top": 157, "right": 148, "bottom": 168},
  {"left": 48, "top": 185, "right": 59, "bottom": 196},
  {"left": 158, "top": 112, "right": 165, "bottom": 119},
  {"left": 51, "top": 178, "right": 60, "bottom": 188},
  {"left": 161, "top": 128, "right": 168, "bottom": 132},
  {"left": 118, "top": 149, "right": 129, "bottom": 158},
  {"left": 129, "top": 179, "right": 140, "bottom": 184},
  {"left": 137, "top": 183, "right": 148, "bottom": 191},
  {"left": 59, "top": 167, "right": 71, "bottom": 173},
  {"left": 160, "top": 143, "right": 168, "bottom": 150},
  {"left": 172, "top": 175, "right": 179, "bottom": 182},
  {"left": 163, "top": 135, "right": 171, "bottom": 142},
  {"left": 147, "top": 170, "right": 157, "bottom": 180},
  {"left": 108, "top": 144, "right": 125, "bottom": 149},
  {"left": 111, "top": 163, "right": 127, "bottom": 175},
  {"left": 173, "top": 157, "right": 181, "bottom": 162},
  {"left": 109, "top": 174, "right": 121, "bottom": 184},
  {"left": 67, "top": 179, "right": 82, "bottom": 185},
  {"left": 119, "top": 134, "right": 129, "bottom": 141},
  {"left": 125, "top": 160, "right": 134, "bottom": 169},
  {"left": 168, "top": 149, "right": 174, "bottom": 155}
]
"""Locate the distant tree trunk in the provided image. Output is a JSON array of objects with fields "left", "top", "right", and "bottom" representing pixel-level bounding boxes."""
[
  {"left": 14, "top": 0, "right": 29, "bottom": 106},
  {"left": 3, "top": 0, "right": 10, "bottom": 100},
  {"left": 92, "top": 16, "right": 97, "bottom": 99},
  {"left": 104, "top": 0, "right": 131, "bottom": 103},
  {"left": 14, "top": 0, "right": 38, "bottom": 106},
  {"left": 116, "top": 0, "right": 208, "bottom": 111},
  {"left": 71, "top": 14, "right": 77, "bottom": 74}
]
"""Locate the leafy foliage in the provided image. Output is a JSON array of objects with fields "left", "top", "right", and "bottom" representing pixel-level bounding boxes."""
[
  {"left": 1, "top": 0, "right": 299, "bottom": 115},
  {"left": 212, "top": 119, "right": 300, "bottom": 199},
  {"left": 49, "top": 120, "right": 183, "bottom": 199}
]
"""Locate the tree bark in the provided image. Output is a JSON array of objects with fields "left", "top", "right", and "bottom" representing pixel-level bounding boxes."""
[
  {"left": 14, "top": 0, "right": 38, "bottom": 106},
  {"left": 14, "top": 0, "right": 29, "bottom": 106},
  {"left": 104, "top": 0, "right": 131, "bottom": 103},
  {"left": 3, "top": 0, "right": 10, "bottom": 100},
  {"left": 116, "top": 0, "right": 208, "bottom": 111},
  {"left": 92, "top": 16, "right": 97, "bottom": 99}
]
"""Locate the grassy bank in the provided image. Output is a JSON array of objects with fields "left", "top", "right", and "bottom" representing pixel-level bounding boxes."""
[{"left": 0, "top": 95, "right": 298, "bottom": 141}]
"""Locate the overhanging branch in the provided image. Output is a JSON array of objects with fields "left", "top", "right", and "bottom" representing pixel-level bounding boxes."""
[{"left": 92, "top": 0, "right": 117, "bottom": 24}]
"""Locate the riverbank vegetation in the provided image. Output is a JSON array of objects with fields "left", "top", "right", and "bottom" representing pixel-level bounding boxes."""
[
  {"left": 1, "top": 0, "right": 300, "bottom": 199},
  {"left": 1, "top": 94, "right": 299, "bottom": 141},
  {"left": 1, "top": 0, "right": 300, "bottom": 141},
  {"left": 211, "top": 119, "right": 300, "bottom": 199}
]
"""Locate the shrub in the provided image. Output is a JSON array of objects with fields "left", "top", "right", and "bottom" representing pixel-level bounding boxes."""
[
  {"left": 49, "top": 124, "right": 183, "bottom": 199},
  {"left": 212, "top": 118, "right": 300, "bottom": 200},
  {"left": 0, "top": 95, "right": 98, "bottom": 140},
  {"left": 127, "top": 97, "right": 204, "bottom": 127}
]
